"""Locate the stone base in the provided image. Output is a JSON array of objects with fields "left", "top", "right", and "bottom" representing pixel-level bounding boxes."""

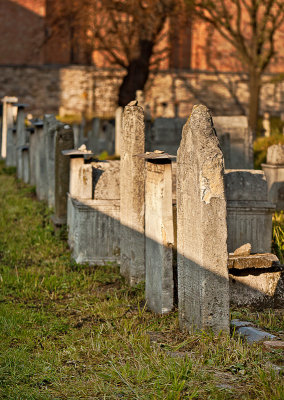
[
  {"left": 229, "top": 253, "right": 284, "bottom": 308},
  {"left": 51, "top": 214, "right": 67, "bottom": 228},
  {"left": 68, "top": 195, "right": 120, "bottom": 266}
]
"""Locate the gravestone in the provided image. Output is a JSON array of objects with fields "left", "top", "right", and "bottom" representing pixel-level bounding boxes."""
[
  {"left": 177, "top": 104, "right": 229, "bottom": 333},
  {"left": 1, "top": 96, "right": 18, "bottom": 160},
  {"left": 213, "top": 116, "right": 253, "bottom": 169},
  {"left": 33, "top": 120, "right": 47, "bottom": 201},
  {"left": 120, "top": 101, "right": 146, "bottom": 285},
  {"left": 225, "top": 170, "right": 275, "bottom": 253},
  {"left": 88, "top": 118, "right": 115, "bottom": 155},
  {"left": 144, "top": 152, "right": 175, "bottom": 314},
  {"left": 149, "top": 118, "right": 186, "bottom": 154},
  {"left": 15, "top": 104, "right": 28, "bottom": 180},
  {"left": 262, "top": 144, "right": 284, "bottom": 211},
  {"left": 115, "top": 107, "right": 123, "bottom": 156},
  {"left": 44, "top": 114, "right": 59, "bottom": 208},
  {"left": 21, "top": 145, "right": 30, "bottom": 183},
  {"left": 52, "top": 124, "right": 74, "bottom": 226},
  {"left": 262, "top": 112, "right": 271, "bottom": 137},
  {"left": 3, "top": 97, "right": 18, "bottom": 166}
]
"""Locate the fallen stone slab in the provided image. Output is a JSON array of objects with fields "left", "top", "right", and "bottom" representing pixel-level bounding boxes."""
[
  {"left": 228, "top": 253, "right": 281, "bottom": 270},
  {"left": 231, "top": 319, "right": 277, "bottom": 343}
]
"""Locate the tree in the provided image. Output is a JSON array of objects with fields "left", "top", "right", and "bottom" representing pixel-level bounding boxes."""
[
  {"left": 46, "top": 0, "right": 183, "bottom": 107},
  {"left": 90, "top": 0, "right": 180, "bottom": 106},
  {"left": 190, "top": 0, "right": 284, "bottom": 136}
]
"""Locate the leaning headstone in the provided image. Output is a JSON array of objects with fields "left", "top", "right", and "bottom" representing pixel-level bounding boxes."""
[
  {"left": 213, "top": 116, "right": 253, "bottom": 169},
  {"left": 262, "top": 144, "right": 284, "bottom": 211},
  {"left": 225, "top": 170, "right": 275, "bottom": 253},
  {"left": 143, "top": 152, "right": 175, "bottom": 314},
  {"left": 52, "top": 124, "right": 74, "bottom": 227},
  {"left": 1, "top": 96, "right": 18, "bottom": 160},
  {"left": 120, "top": 101, "right": 146, "bottom": 285},
  {"left": 177, "top": 104, "right": 229, "bottom": 334}
]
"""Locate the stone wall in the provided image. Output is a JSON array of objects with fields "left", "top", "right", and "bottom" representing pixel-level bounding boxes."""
[{"left": 0, "top": 65, "right": 284, "bottom": 118}]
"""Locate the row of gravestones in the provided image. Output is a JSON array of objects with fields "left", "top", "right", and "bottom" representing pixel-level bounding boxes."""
[{"left": 1, "top": 97, "right": 284, "bottom": 334}]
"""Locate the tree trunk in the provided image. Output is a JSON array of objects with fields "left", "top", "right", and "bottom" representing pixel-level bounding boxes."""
[
  {"left": 248, "top": 70, "right": 261, "bottom": 139},
  {"left": 118, "top": 40, "right": 154, "bottom": 107},
  {"left": 247, "top": 70, "right": 261, "bottom": 168}
]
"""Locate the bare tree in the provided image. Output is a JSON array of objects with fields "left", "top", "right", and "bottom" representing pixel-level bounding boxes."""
[
  {"left": 45, "top": 0, "right": 184, "bottom": 106},
  {"left": 190, "top": 0, "right": 284, "bottom": 135},
  {"left": 89, "top": 0, "right": 180, "bottom": 106}
]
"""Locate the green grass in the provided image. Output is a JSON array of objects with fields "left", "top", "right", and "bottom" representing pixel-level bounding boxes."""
[{"left": 0, "top": 161, "right": 283, "bottom": 399}]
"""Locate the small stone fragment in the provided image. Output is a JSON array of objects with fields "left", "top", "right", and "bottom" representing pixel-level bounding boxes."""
[
  {"left": 233, "top": 243, "right": 251, "bottom": 256},
  {"left": 154, "top": 149, "right": 164, "bottom": 154},
  {"left": 263, "top": 341, "right": 284, "bottom": 351}
]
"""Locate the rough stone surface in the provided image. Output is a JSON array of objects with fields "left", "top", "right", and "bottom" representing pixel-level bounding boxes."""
[
  {"left": 78, "top": 164, "right": 93, "bottom": 199},
  {"left": 69, "top": 157, "right": 86, "bottom": 197},
  {"left": 213, "top": 116, "right": 253, "bottom": 169},
  {"left": 225, "top": 170, "right": 275, "bottom": 253},
  {"left": 233, "top": 243, "right": 251, "bottom": 256},
  {"left": 54, "top": 124, "right": 74, "bottom": 224},
  {"left": 177, "top": 104, "right": 229, "bottom": 333},
  {"left": 228, "top": 253, "right": 280, "bottom": 270},
  {"left": 120, "top": 101, "right": 145, "bottom": 285},
  {"left": 229, "top": 270, "right": 284, "bottom": 308},
  {"left": 69, "top": 197, "right": 120, "bottom": 265},
  {"left": 34, "top": 122, "right": 48, "bottom": 201},
  {"left": 263, "top": 341, "right": 284, "bottom": 351},
  {"left": 92, "top": 161, "right": 120, "bottom": 200},
  {"left": 145, "top": 159, "right": 174, "bottom": 314},
  {"left": 266, "top": 144, "right": 284, "bottom": 165}
]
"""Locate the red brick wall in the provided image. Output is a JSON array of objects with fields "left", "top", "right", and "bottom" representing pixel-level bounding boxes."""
[{"left": 0, "top": 0, "right": 46, "bottom": 65}]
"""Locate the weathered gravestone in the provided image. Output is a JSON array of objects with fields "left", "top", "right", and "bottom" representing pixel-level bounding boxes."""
[
  {"left": 262, "top": 144, "right": 284, "bottom": 211},
  {"left": 44, "top": 114, "right": 59, "bottom": 208},
  {"left": 88, "top": 118, "right": 115, "bottom": 155},
  {"left": 143, "top": 152, "right": 175, "bottom": 314},
  {"left": 52, "top": 124, "right": 74, "bottom": 227},
  {"left": 177, "top": 104, "right": 230, "bottom": 333},
  {"left": 148, "top": 118, "right": 186, "bottom": 154},
  {"left": 27, "top": 126, "right": 36, "bottom": 185},
  {"left": 120, "top": 101, "right": 146, "bottom": 285},
  {"left": 213, "top": 116, "right": 253, "bottom": 169},
  {"left": 33, "top": 120, "right": 48, "bottom": 201},
  {"left": 15, "top": 104, "right": 28, "bottom": 180},
  {"left": 115, "top": 107, "right": 123, "bottom": 156},
  {"left": 3, "top": 97, "right": 18, "bottom": 166},
  {"left": 1, "top": 96, "right": 18, "bottom": 161},
  {"left": 225, "top": 170, "right": 275, "bottom": 253}
]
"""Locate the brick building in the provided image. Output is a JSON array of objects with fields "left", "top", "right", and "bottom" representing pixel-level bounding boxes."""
[{"left": 0, "top": 0, "right": 283, "bottom": 117}]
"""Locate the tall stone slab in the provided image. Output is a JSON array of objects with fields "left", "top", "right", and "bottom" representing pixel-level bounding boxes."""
[
  {"left": 213, "top": 116, "right": 253, "bottom": 169},
  {"left": 44, "top": 114, "right": 59, "bottom": 208},
  {"left": 177, "top": 105, "right": 229, "bottom": 334},
  {"left": 1, "top": 96, "right": 18, "bottom": 160},
  {"left": 144, "top": 154, "right": 175, "bottom": 314},
  {"left": 2, "top": 97, "right": 18, "bottom": 166},
  {"left": 115, "top": 107, "right": 123, "bottom": 156},
  {"left": 15, "top": 104, "right": 28, "bottom": 180},
  {"left": 52, "top": 124, "right": 74, "bottom": 226},
  {"left": 27, "top": 126, "right": 36, "bottom": 185},
  {"left": 120, "top": 101, "right": 145, "bottom": 285},
  {"left": 225, "top": 170, "right": 275, "bottom": 253},
  {"left": 32, "top": 120, "right": 47, "bottom": 200},
  {"left": 262, "top": 144, "right": 284, "bottom": 211}
]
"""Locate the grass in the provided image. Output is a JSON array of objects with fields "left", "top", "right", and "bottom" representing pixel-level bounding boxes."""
[{"left": 0, "top": 161, "right": 283, "bottom": 399}]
